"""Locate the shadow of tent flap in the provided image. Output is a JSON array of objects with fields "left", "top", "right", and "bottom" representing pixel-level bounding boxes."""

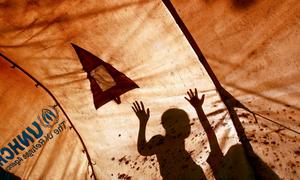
[
  {"left": 0, "top": 167, "right": 21, "bottom": 180},
  {"left": 213, "top": 144, "right": 279, "bottom": 180}
]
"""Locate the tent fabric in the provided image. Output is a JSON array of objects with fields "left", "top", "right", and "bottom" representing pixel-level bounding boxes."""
[
  {"left": 172, "top": 0, "right": 300, "bottom": 179},
  {"left": 0, "top": 59, "right": 89, "bottom": 179},
  {"left": 0, "top": 0, "right": 299, "bottom": 179}
]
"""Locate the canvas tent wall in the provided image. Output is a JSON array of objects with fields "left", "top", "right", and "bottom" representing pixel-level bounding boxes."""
[
  {"left": 171, "top": 0, "right": 300, "bottom": 178},
  {"left": 0, "top": 0, "right": 299, "bottom": 179}
]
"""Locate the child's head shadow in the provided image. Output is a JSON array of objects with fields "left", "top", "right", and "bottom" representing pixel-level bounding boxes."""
[{"left": 161, "top": 108, "right": 191, "bottom": 139}]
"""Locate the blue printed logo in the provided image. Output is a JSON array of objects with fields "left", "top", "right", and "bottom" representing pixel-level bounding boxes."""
[
  {"left": 37, "top": 106, "right": 59, "bottom": 128},
  {"left": 0, "top": 105, "right": 66, "bottom": 170}
]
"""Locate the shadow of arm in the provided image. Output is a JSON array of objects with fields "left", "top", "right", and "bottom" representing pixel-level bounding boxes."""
[{"left": 138, "top": 130, "right": 163, "bottom": 156}]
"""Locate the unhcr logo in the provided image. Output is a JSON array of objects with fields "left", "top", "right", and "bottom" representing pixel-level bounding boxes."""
[
  {"left": 37, "top": 106, "right": 59, "bottom": 128},
  {"left": 0, "top": 106, "right": 66, "bottom": 170}
]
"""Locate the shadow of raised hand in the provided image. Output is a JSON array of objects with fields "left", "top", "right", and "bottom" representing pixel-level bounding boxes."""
[
  {"left": 184, "top": 88, "right": 205, "bottom": 110},
  {"left": 132, "top": 101, "right": 150, "bottom": 124}
]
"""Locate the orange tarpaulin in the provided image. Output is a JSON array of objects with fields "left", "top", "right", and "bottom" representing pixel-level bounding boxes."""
[{"left": 0, "top": 0, "right": 299, "bottom": 179}]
